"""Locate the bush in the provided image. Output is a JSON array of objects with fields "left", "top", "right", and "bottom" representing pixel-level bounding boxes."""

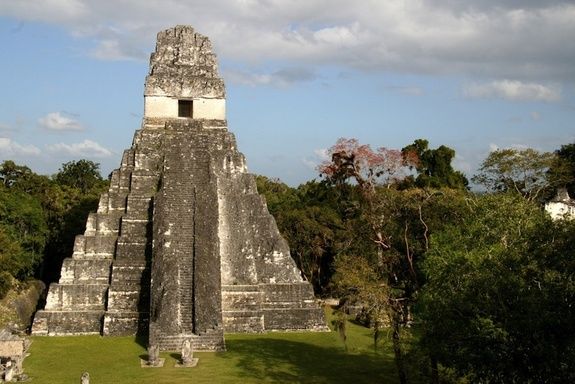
[{"left": 0, "top": 271, "right": 13, "bottom": 300}]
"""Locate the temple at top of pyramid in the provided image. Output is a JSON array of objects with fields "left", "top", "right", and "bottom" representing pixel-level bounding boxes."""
[{"left": 32, "top": 25, "right": 327, "bottom": 351}]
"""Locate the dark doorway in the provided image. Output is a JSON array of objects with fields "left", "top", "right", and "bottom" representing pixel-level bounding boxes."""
[{"left": 178, "top": 100, "right": 193, "bottom": 118}]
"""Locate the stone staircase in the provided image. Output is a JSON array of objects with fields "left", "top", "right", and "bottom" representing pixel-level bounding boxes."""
[{"left": 33, "top": 124, "right": 163, "bottom": 336}]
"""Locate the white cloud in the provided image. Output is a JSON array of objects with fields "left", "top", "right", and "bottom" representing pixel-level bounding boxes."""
[
  {"left": 313, "top": 148, "right": 330, "bottom": 161},
  {"left": 302, "top": 148, "right": 330, "bottom": 170},
  {"left": 530, "top": 111, "right": 541, "bottom": 121},
  {"left": 224, "top": 67, "right": 317, "bottom": 87},
  {"left": 1, "top": 1, "right": 574, "bottom": 81},
  {"left": 386, "top": 86, "right": 425, "bottom": 96},
  {"left": 38, "top": 112, "right": 84, "bottom": 131},
  {"left": 0, "top": 137, "right": 41, "bottom": 156},
  {"left": 0, "top": 0, "right": 88, "bottom": 23},
  {"left": 47, "top": 139, "right": 113, "bottom": 157},
  {"left": 463, "top": 80, "right": 561, "bottom": 102},
  {"left": 452, "top": 153, "right": 471, "bottom": 173},
  {"left": 90, "top": 40, "right": 137, "bottom": 61}
]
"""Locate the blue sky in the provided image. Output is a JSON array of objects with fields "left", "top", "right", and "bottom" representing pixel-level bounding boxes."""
[{"left": 0, "top": 1, "right": 573, "bottom": 186}]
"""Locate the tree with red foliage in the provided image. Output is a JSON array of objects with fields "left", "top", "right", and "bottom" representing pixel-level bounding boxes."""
[{"left": 319, "top": 138, "right": 419, "bottom": 384}]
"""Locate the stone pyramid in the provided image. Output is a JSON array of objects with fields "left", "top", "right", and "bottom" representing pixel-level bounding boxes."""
[{"left": 32, "top": 25, "right": 327, "bottom": 351}]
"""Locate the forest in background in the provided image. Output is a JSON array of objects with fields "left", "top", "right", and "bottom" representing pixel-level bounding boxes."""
[{"left": 1, "top": 139, "right": 574, "bottom": 383}]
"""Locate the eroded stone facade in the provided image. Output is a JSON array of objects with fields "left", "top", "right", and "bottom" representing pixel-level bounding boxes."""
[{"left": 32, "top": 25, "right": 326, "bottom": 350}]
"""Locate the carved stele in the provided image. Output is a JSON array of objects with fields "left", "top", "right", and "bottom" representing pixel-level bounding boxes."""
[{"left": 32, "top": 25, "right": 327, "bottom": 351}]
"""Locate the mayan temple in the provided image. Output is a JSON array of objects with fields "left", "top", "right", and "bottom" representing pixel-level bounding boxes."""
[{"left": 32, "top": 25, "right": 326, "bottom": 351}]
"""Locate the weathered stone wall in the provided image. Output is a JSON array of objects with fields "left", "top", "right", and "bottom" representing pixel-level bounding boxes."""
[
  {"left": 0, "top": 330, "right": 25, "bottom": 358},
  {"left": 145, "top": 26, "right": 225, "bottom": 99}
]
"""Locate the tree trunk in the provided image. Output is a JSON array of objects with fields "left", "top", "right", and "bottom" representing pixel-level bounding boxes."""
[
  {"left": 392, "top": 314, "right": 408, "bottom": 384},
  {"left": 431, "top": 356, "right": 439, "bottom": 384}
]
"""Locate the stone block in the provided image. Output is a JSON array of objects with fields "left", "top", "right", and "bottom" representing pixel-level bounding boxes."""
[
  {"left": 263, "top": 307, "right": 328, "bottom": 331},
  {"left": 32, "top": 311, "right": 104, "bottom": 335},
  {"left": 107, "top": 284, "right": 147, "bottom": 312},
  {"left": 125, "top": 197, "right": 153, "bottom": 218},
  {"left": 59, "top": 259, "right": 112, "bottom": 284},
  {"left": 103, "top": 312, "right": 147, "bottom": 336},
  {"left": 83, "top": 235, "right": 118, "bottom": 257},
  {"left": 115, "top": 241, "right": 148, "bottom": 262},
  {"left": 130, "top": 170, "right": 159, "bottom": 196},
  {"left": 119, "top": 217, "right": 149, "bottom": 237},
  {"left": 44, "top": 284, "right": 108, "bottom": 311},
  {"left": 107, "top": 192, "right": 128, "bottom": 212}
]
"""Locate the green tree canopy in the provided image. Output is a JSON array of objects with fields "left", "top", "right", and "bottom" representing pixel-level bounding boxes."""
[
  {"left": 548, "top": 142, "right": 575, "bottom": 197},
  {"left": 401, "top": 139, "right": 468, "bottom": 190},
  {"left": 472, "top": 148, "right": 555, "bottom": 201},
  {"left": 0, "top": 187, "right": 48, "bottom": 297},
  {"left": 53, "top": 160, "right": 105, "bottom": 193},
  {"left": 419, "top": 193, "right": 575, "bottom": 383}
]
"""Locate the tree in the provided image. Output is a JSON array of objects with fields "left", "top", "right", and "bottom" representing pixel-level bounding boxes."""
[
  {"left": 0, "top": 159, "right": 109, "bottom": 291},
  {"left": 319, "top": 138, "right": 419, "bottom": 384},
  {"left": 54, "top": 159, "right": 105, "bottom": 193},
  {"left": 0, "top": 160, "right": 51, "bottom": 195},
  {"left": 418, "top": 193, "right": 575, "bottom": 383},
  {"left": 256, "top": 176, "right": 350, "bottom": 294},
  {"left": 472, "top": 148, "right": 555, "bottom": 201},
  {"left": 401, "top": 139, "right": 468, "bottom": 189},
  {"left": 0, "top": 187, "right": 48, "bottom": 297},
  {"left": 548, "top": 142, "right": 575, "bottom": 197}
]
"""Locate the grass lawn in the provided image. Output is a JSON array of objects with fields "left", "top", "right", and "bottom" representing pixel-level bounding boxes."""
[{"left": 24, "top": 311, "right": 416, "bottom": 383}]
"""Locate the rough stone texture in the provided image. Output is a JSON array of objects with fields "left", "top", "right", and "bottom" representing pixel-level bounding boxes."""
[
  {"left": 0, "top": 329, "right": 28, "bottom": 376},
  {"left": 0, "top": 329, "right": 25, "bottom": 358},
  {"left": 145, "top": 26, "right": 225, "bottom": 99},
  {"left": 32, "top": 25, "right": 327, "bottom": 350}
]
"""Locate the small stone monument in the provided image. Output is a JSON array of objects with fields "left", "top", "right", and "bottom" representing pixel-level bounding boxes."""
[
  {"left": 4, "top": 360, "right": 14, "bottom": 382},
  {"left": 148, "top": 345, "right": 159, "bottom": 366},
  {"left": 141, "top": 344, "right": 164, "bottom": 368},
  {"left": 178, "top": 338, "right": 198, "bottom": 367},
  {"left": 80, "top": 371, "right": 90, "bottom": 384}
]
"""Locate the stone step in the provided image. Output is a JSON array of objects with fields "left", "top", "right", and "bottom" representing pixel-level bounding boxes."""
[
  {"left": 109, "top": 168, "right": 132, "bottom": 192},
  {"left": 130, "top": 170, "right": 159, "bottom": 196},
  {"left": 153, "top": 332, "right": 225, "bottom": 352},
  {"left": 221, "top": 291, "right": 262, "bottom": 312},
  {"left": 110, "top": 264, "right": 149, "bottom": 283},
  {"left": 107, "top": 285, "right": 149, "bottom": 312},
  {"left": 44, "top": 284, "right": 108, "bottom": 311},
  {"left": 222, "top": 285, "right": 261, "bottom": 292},
  {"left": 119, "top": 217, "right": 149, "bottom": 237},
  {"left": 84, "top": 235, "right": 118, "bottom": 257},
  {"left": 125, "top": 196, "right": 153, "bottom": 219},
  {"left": 85, "top": 212, "right": 122, "bottom": 236},
  {"left": 106, "top": 192, "right": 129, "bottom": 212},
  {"left": 121, "top": 148, "right": 136, "bottom": 168},
  {"left": 262, "top": 308, "right": 328, "bottom": 331},
  {"left": 32, "top": 310, "right": 105, "bottom": 336},
  {"left": 103, "top": 311, "right": 148, "bottom": 336},
  {"left": 115, "top": 242, "right": 148, "bottom": 262},
  {"left": 59, "top": 259, "right": 112, "bottom": 284},
  {"left": 222, "top": 311, "right": 264, "bottom": 333},
  {"left": 74, "top": 234, "right": 118, "bottom": 258}
]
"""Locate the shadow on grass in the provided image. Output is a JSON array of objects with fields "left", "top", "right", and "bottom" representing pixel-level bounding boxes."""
[{"left": 222, "top": 337, "right": 397, "bottom": 384}]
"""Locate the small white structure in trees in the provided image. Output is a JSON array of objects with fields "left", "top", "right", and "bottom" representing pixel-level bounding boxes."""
[{"left": 545, "top": 188, "right": 575, "bottom": 220}]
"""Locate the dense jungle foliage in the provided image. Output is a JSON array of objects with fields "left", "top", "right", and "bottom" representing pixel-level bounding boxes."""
[{"left": 1, "top": 141, "right": 574, "bottom": 383}]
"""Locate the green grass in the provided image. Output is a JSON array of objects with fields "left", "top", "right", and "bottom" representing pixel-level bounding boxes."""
[{"left": 24, "top": 311, "right": 414, "bottom": 384}]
